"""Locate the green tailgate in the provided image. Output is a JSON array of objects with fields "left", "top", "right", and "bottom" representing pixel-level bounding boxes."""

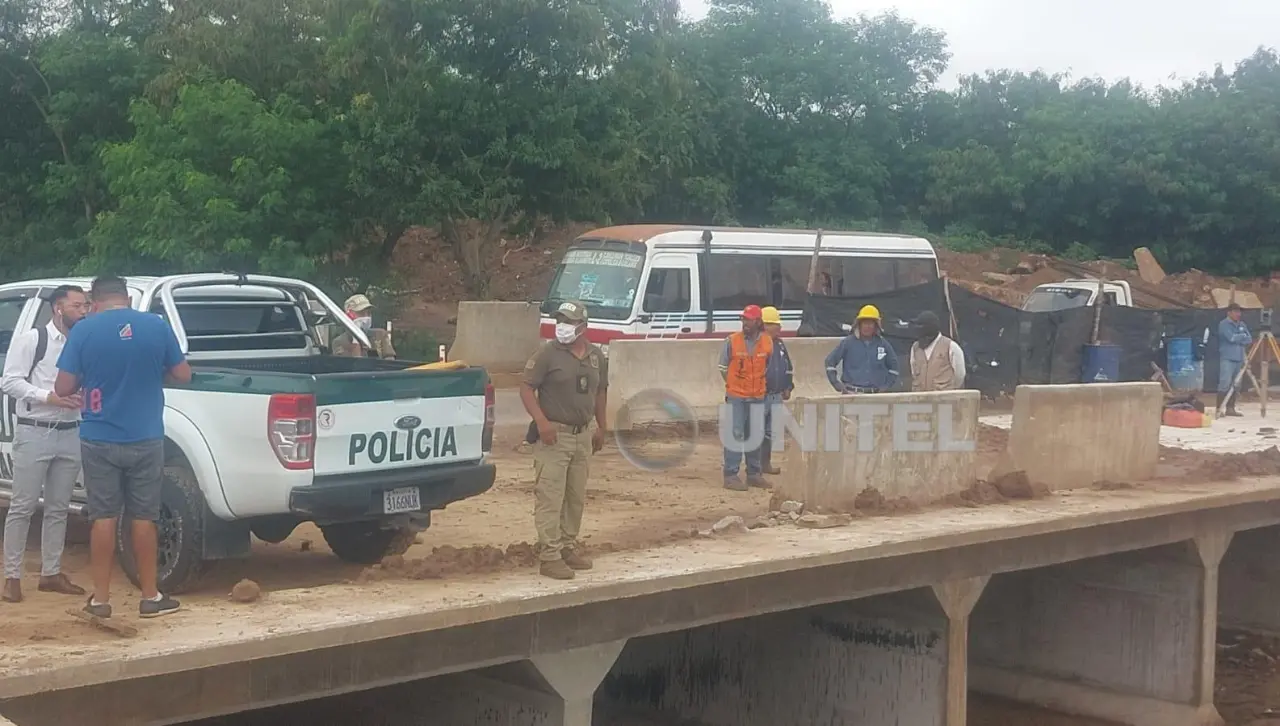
[{"left": 313, "top": 367, "right": 488, "bottom": 406}]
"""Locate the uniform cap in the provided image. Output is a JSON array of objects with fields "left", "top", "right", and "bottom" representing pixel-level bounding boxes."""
[
  {"left": 760, "top": 306, "right": 782, "bottom": 324},
  {"left": 344, "top": 294, "right": 373, "bottom": 313},
  {"left": 555, "top": 300, "right": 589, "bottom": 323},
  {"left": 913, "top": 311, "right": 940, "bottom": 327},
  {"left": 742, "top": 305, "right": 763, "bottom": 320}
]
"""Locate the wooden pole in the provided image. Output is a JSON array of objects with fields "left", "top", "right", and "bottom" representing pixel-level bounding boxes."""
[
  {"left": 1091, "top": 278, "right": 1106, "bottom": 345},
  {"left": 942, "top": 274, "right": 957, "bottom": 338},
  {"left": 806, "top": 229, "right": 825, "bottom": 294},
  {"left": 1262, "top": 334, "right": 1270, "bottom": 417}
]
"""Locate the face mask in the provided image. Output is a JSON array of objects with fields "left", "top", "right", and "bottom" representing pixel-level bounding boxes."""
[
  {"left": 917, "top": 324, "right": 939, "bottom": 343},
  {"left": 354, "top": 316, "right": 373, "bottom": 331},
  {"left": 555, "top": 322, "right": 581, "bottom": 344}
]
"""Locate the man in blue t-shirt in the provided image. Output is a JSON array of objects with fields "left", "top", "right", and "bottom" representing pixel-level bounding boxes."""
[{"left": 55, "top": 275, "right": 192, "bottom": 619}]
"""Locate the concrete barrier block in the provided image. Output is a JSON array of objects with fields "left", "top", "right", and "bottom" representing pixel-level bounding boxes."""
[
  {"left": 1008, "top": 382, "right": 1162, "bottom": 491},
  {"left": 607, "top": 339, "right": 724, "bottom": 426},
  {"left": 607, "top": 337, "right": 845, "bottom": 428},
  {"left": 447, "top": 301, "right": 543, "bottom": 373},
  {"left": 776, "top": 390, "right": 980, "bottom": 511}
]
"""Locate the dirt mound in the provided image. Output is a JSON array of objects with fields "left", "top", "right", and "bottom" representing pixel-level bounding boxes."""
[
  {"left": 948, "top": 470, "right": 1051, "bottom": 508},
  {"left": 851, "top": 487, "right": 917, "bottom": 514},
  {"left": 362, "top": 542, "right": 540, "bottom": 581},
  {"left": 977, "top": 423, "right": 1009, "bottom": 455},
  {"left": 1185, "top": 446, "right": 1280, "bottom": 481}
]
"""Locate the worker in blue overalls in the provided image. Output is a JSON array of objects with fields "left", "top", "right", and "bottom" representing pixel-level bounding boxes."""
[
  {"left": 1217, "top": 302, "right": 1252, "bottom": 417},
  {"left": 825, "top": 305, "right": 900, "bottom": 393}
]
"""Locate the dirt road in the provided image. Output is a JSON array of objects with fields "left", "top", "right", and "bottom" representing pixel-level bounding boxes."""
[{"left": 0, "top": 424, "right": 774, "bottom": 646}]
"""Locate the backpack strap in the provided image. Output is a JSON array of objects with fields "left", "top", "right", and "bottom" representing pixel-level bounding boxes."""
[{"left": 26, "top": 324, "right": 48, "bottom": 383}]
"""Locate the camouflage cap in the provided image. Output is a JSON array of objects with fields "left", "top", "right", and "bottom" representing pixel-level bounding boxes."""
[
  {"left": 554, "top": 300, "right": 588, "bottom": 323},
  {"left": 344, "top": 294, "right": 373, "bottom": 313}
]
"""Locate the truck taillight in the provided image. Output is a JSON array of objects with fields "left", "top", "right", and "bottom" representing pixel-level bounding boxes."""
[
  {"left": 482, "top": 382, "right": 495, "bottom": 453},
  {"left": 268, "top": 393, "right": 315, "bottom": 470}
]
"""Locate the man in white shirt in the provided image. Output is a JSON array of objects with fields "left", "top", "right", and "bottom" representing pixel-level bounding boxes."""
[
  {"left": 909, "top": 311, "right": 967, "bottom": 391},
  {"left": 1, "top": 285, "right": 90, "bottom": 603}
]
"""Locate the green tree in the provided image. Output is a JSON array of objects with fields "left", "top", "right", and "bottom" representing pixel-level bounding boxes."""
[{"left": 91, "top": 79, "right": 346, "bottom": 275}]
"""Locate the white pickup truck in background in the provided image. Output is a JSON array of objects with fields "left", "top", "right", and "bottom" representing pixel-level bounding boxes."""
[
  {"left": 0, "top": 273, "right": 496, "bottom": 593},
  {"left": 1020, "top": 279, "right": 1134, "bottom": 312}
]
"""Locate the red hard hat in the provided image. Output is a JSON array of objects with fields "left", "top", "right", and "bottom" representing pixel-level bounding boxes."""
[{"left": 742, "top": 305, "right": 763, "bottom": 319}]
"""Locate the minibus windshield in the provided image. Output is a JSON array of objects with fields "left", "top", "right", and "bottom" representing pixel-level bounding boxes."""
[{"left": 542, "top": 248, "right": 645, "bottom": 321}]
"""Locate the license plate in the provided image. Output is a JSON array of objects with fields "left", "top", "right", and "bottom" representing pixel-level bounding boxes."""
[{"left": 383, "top": 487, "right": 421, "bottom": 514}]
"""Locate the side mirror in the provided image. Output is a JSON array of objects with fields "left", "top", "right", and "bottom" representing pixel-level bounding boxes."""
[{"left": 638, "top": 314, "right": 652, "bottom": 324}]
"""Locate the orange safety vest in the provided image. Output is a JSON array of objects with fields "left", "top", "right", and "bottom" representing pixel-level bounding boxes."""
[{"left": 725, "top": 332, "right": 773, "bottom": 399}]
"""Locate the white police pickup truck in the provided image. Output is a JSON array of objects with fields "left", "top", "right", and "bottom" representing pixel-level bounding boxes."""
[{"left": 0, "top": 273, "right": 495, "bottom": 593}]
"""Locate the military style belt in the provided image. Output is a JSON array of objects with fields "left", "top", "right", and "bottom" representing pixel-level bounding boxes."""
[
  {"left": 843, "top": 386, "right": 881, "bottom": 394},
  {"left": 17, "top": 418, "right": 79, "bottom": 431}
]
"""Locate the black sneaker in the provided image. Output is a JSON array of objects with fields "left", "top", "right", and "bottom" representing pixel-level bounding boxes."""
[
  {"left": 83, "top": 597, "right": 112, "bottom": 619},
  {"left": 139, "top": 593, "right": 181, "bottom": 618}
]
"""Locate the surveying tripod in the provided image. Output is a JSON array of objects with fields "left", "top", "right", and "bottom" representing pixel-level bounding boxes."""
[{"left": 1220, "top": 314, "right": 1280, "bottom": 417}]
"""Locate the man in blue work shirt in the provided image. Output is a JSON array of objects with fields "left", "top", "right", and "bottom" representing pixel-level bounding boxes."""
[
  {"left": 760, "top": 307, "right": 793, "bottom": 476},
  {"left": 825, "top": 304, "right": 899, "bottom": 393},
  {"left": 55, "top": 275, "right": 192, "bottom": 620},
  {"left": 1217, "top": 302, "right": 1252, "bottom": 417}
]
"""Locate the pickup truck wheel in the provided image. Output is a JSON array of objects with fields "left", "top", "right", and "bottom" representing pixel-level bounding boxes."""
[
  {"left": 321, "top": 522, "right": 415, "bottom": 565},
  {"left": 117, "top": 462, "right": 211, "bottom": 594}
]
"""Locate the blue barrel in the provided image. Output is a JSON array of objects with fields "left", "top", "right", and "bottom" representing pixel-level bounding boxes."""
[
  {"left": 1166, "top": 338, "right": 1203, "bottom": 390},
  {"left": 1081, "top": 344, "right": 1121, "bottom": 383}
]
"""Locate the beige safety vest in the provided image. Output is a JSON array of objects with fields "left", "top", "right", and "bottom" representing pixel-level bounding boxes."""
[{"left": 910, "top": 335, "right": 958, "bottom": 391}]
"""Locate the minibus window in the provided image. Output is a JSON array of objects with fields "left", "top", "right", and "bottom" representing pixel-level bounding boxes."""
[
  {"left": 777, "top": 257, "right": 812, "bottom": 307},
  {"left": 643, "top": 269, "right": 692, "bottom": 313},
  {"left": 897, "top": 259, "right": 938, "bottom": 287},
  {"left": 706, "top": 254, "right": 771, "bottom": 309},
  {"left": 842, "top": 258, "right": 897, "bottom": 296}
]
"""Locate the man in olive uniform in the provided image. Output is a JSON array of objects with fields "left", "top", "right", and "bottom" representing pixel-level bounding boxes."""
[
  {"left": 332, "top": 294, "right": 396, "bottom": 359},
  {"left": 519, "top": 300, "right": 607, "bottom": 580}
]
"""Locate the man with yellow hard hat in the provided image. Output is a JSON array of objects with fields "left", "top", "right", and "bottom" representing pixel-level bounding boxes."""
[
  {"left": 824, "top": 304, "right": 899, "bottom": 393},
  {"left": 759, "top": 306, "right": 793, "bottom": 476}
]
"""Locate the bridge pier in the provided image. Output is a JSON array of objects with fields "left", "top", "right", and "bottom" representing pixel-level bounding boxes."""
[
  {"left": 399, "top": 641, "right": 628, "bottom": 726},
  {"left": 970, "top": 535, "right": 1229, "bottom": 726}
]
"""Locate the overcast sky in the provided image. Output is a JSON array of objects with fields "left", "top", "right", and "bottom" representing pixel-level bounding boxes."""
[{"left": 681, "top": 0, "right": 1280, "bottom": 89}]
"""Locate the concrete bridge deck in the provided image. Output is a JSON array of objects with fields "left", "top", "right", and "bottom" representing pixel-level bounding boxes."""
[{"left": 4, "top": 475, "right": 1280, "bottom": 726}]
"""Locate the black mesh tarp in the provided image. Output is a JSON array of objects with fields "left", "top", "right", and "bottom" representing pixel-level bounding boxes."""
[{"left": 799, "top": 282, "right": 1264, "bottom": 396}]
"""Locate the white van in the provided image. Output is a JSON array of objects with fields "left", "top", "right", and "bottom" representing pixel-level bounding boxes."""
[{"left": 538, "top": 225, "right": 940, "bottom": 346}]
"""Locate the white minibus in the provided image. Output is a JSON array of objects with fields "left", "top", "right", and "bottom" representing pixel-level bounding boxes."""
[{"left": 537, "top": 225, "right": 940, "bottom": 347}]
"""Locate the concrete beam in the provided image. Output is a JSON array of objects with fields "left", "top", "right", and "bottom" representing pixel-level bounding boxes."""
[{"left": 970, "top": 536, "right": 1231, "bottom": 726}]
